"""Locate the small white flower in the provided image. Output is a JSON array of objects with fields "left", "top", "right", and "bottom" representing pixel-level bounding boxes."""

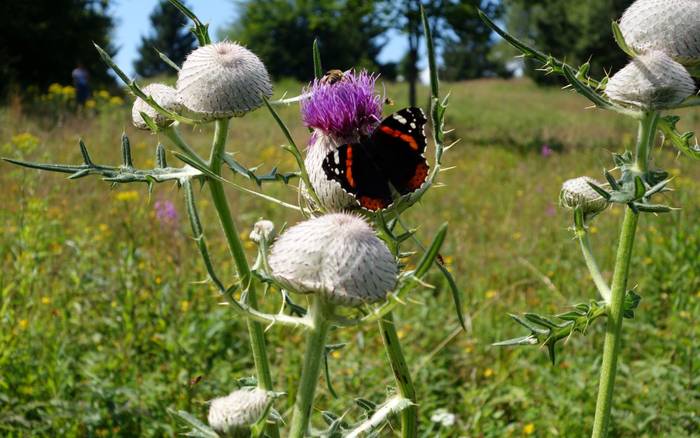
[
  {"left": 560, "top": 176, "right": 609, "bottom": 216},
  {"left": 430, "top": 409, "right": 457, "bottom": 428},
  {"left": 268, "top": 213, "right": 397, "bottom": 306},
  {"left": 207, "top": 388, "right": 271, "bottom": 435},
  {"left": 131, "top": 83, "right": 181, "bottom": 130},
  {"left": 620, "top": 0, "right": 700, "bottom": 66},
  {"left": 177, "top": 42, "right": 273, "bottom": 119},
  {"left": 302, "top": 131, "right": 358, "bottom": 211},
  {"left": 605, "top": 51, "right": 695, "bottom": 109},
  {"left": 249, "top": 220, "right": 275, "bottom": 243}
]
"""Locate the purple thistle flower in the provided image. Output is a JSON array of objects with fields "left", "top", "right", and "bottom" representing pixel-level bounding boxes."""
[
  {"left": 154, "top": 199, "right": 179, "bottom": 228},
  {"left": 540, "top": 144, "right": 553, "bottom": 157},
  {"left": 300, "top": 70, "right": 383, "bottom": 141}
]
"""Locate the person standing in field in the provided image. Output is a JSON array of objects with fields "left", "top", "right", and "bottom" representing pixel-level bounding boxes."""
[{"left": 72, "top": 62, "right": 90, "bottom": 105}]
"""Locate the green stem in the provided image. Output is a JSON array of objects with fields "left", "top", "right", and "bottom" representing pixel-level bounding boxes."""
[
  {"left": 289, "top": 296, "right": 330, "bottom": 438},
  {"left": 208, "top": 119, "right": 279, "bottom": 438},
  {"left": 590, "top": 112, "right": 657, "bottom": 438},
  {"left": 379, "top": 313, "right": 418, "bottom": 438},
  {"left": 376, "top": 230, "right": 418, "bottom": 438},
  {"left": 576, "top": 228, "right": 611, "bottom": 303}
]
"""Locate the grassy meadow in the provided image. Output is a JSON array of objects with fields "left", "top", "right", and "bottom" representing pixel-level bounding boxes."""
[{"left": 1, "top": 78, "right": 699, "bottom": 437}]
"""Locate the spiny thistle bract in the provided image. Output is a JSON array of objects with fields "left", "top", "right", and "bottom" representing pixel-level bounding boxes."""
[
  {"left": 268, "top": 213, "right": 397, "bottom": 306},
  {"left": 207, "top": 388, "right": 272, "bottom": 436},
  {"left": 300, "top": 70, "right": 383, "bottom": 211},
  {"left": 619, "top": 0, "right": 700, "bottom": 65},
  {"left": 604, "top": 50, "right": 695, "bottom": 109},
  {"left": 131, "top": 83, "right": 181, "bottom": 130},
  {"left": 560, "top": 176, "right": 610, "bottom": 216},
  {"left": 177, "top": 42, "right": 273, "bottom": 119}
]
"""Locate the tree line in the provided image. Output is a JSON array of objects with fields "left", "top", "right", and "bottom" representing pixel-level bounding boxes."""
[{"left": 0, "top": 0, "right": 634, "bottom": 102}]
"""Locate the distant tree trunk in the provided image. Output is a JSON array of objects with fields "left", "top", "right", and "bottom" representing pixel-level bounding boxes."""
[
  {"left": 406, "top": 1, "right": 421, "bottom": 108},
  {"left": 407, "top": 31, "right": 419, "bottom": 107}
]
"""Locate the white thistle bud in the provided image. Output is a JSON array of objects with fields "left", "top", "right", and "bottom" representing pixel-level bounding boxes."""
[
  {"left": 560, "top": 176, "right": 610, "bottom": 216},
  {"left": 619, "top": 0, "right": 700, "bottom": 66},
  {"left": 250, "top": 220, "right": 275, "bottom": 243},
  {"left": 177, "top": 42, "right": 273, "bottom": 119},
  {"left": 207, "top": 388, "right": 271, "bottom": 436},
  {"left": 605, "top": 51, "right": 695, "bottom": 109},
  {"left": 268, "top": 213, "right": 397, "bottom": 306},
  {"left": 302, "top": 132, "right": 357, "bottom": 211},
  {"left": 131, "top": 83, "right": 181, "bottom": 130}
]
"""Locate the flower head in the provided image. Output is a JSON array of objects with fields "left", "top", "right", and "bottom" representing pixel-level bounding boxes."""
[
  {"left": 268, "top": 213, "right": 397, "bottom": 306},
  {"left": 250, "top": 219, "right": 275, "bottom": 243},
  {"left": 154, "top": 199, "right": 179, "bottom": 228},
  {"left": 131, "top": 83, "right": 181, "bottom": 130},
  {"left": 605, "top": 51, "right": 695, "bottom": 109},
  {"left": 208, "top": 388, "right": 272, "bottom": 435},
  {"left": 620, "top": 0, "right": 700, "bottom": 66},
  {"left": 560, "top": 176, "right": 610, "bottom": 216},
  {"left": 300, "top": 70, "right": 382, "bottom": 140},
  {"left": 177, "top": 42, "right": 273, "bottom": 119}
]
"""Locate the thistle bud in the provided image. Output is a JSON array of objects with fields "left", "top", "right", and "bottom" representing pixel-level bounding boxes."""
[
  {"left": 249, "top": 220, "right": 275, "bottom": 244},
  {"left": 268, "top": 213, "right": 397, "bottom": 306},
  {"left": 176, "top": 42, "right": 273, "bottom": 119},
  {"left": 605, "top": 51, "right": 695, "bottom": 109},
  {"left": 131, "top": 83, "right": 181, "bottom": 130},
  {"left": 619, "top": 0, "right": 700, "bottom": 66},
  {"left": 560, "top": 177, "right": 610, "bottom": 216},
  {"left": 302, "top": 132, "right": 358, "bottom": 211},
  {"left": 207, "top": 388, "right": 271, "bottom": 436}
]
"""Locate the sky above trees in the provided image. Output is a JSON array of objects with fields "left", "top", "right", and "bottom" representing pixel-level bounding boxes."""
[{"left": 113, "top": 0, "right": 409, "bottom": 76}]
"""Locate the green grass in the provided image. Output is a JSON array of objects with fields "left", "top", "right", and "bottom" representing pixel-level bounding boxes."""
[{"left": 1, "top": 78, "right": 699, "bottom": 437}]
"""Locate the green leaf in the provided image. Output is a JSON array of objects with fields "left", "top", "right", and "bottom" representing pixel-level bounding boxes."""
[
  {"left": 312, "top": 38, "right": 323, "bottom": 79},
  {"left": 121, "top": 133, "right": 133, "bottom": 168},
  {"left": 167, "top": 408, "right": 218, "bottom": 438},
  {"left": 414, "top": 223, "right": 447, "bottom": 278},
  {"left": 154, "top": 47, "right": 181, "bottom": 71},
  {"left": 166, "top": 0, "right": 210, "bottom": 45},
  {"left": 184, "top": 180, "right": 226, "bottom": 292},
  {"left": 611, "top": 21, "right": 636, "bottom": 57}
]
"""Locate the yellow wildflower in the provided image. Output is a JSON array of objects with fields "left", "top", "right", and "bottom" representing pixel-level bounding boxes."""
[
  {"left": 180, "top": 300, "right": 190, "bottom": 312},
  {"left": 41, "top": 296, "right": 51, "bottom": 305},
  {"left": 109, "top": 96, "right": 124, "bottom": 106},
  {"left": 483, "top": 368, "right": 494, "bottom": 378},
  {"left": 523, "top": 423, "right": 535, "bottom": 435},
  {"left": 85, "top": 99, "right": 97, "bottom": 109},
  {"left": 19, "top": 319, "right": 29, "bottom": 330},
  {"left": 485, "top": 289, "right": 497, "bottom": 299},
  {"left": 115, "top": 190, "right": 139, "bottom": 202}
]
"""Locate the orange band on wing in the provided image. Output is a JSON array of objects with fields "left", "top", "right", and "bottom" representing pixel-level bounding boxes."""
[
  {"left": 345, "top": 146, "right": 355, "bottom": 188},
  {"left": 379, "top": 126, "right": 419, "bottom": 151}
]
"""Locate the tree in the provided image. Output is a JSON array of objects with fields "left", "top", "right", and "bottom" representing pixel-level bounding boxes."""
[
  {"left": 0, "top": 0, "right": 115, "bottom": 98},
  {"left": 134, "top": 0, "right": 197, "bottom": 78},
  {"left": 378, "top": 0, "right": 444, "bottom": 107},
  {"left": 441, "top": 1, "right": 509, "bottom": 81},
  {"left": 504, "top": 0, "right": 631, "bottom": 85},
  {"left": 227, "top": 0, "right": 386, "bottom": 81}
]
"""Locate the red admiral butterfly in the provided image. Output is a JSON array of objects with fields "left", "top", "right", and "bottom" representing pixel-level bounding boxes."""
[{"left": 322, "top": 107, "right": 429, "bottom": 211}]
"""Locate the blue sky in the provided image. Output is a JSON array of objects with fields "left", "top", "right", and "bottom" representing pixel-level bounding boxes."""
[{"left": 113, "top": 0, "right": 409, "bottom": 76}]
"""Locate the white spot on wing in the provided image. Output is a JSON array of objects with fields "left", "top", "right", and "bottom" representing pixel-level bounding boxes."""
[{"left": 333, "top": 150, "right": 340, "bottom": 164}]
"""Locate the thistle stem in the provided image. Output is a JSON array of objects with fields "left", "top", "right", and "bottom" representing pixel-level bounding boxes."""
[
  {"left": 379, "top": 313, "right": 418, "bottom": 438},
  {"left": 289, "top": 296, "right": 330, "bottom": 438},
  {"left": 576, "top": 228, "right": 611, "bottom": 303},
  {"left": 590, "top": 111, "right": 657, "bottom": 438},
  {"left": 208, "top": 118, "right": 279, "bottom": 438}
]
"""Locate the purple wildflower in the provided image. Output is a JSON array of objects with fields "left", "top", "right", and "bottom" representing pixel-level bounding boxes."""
[
  {"left": 154, "top": 199, "right": 179, "bottom": 228},
  {"left": 300, "top": 70, "right": 383, "bottom": 140},
  {"left": 540, "top": 144, "right": 553, "bottom": 157}
]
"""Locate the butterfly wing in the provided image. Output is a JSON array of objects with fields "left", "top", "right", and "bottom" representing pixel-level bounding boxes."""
[
  {"left": 370, "top": 107, "right": 429, "bottom": 195},
  {"left": 322, "top": 142, "right": 392, "bottom": 211}
]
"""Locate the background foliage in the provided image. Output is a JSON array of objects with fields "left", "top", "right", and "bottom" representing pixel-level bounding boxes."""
[{"left": 1, "top": 78, "right": 698, "bottom": 436}]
